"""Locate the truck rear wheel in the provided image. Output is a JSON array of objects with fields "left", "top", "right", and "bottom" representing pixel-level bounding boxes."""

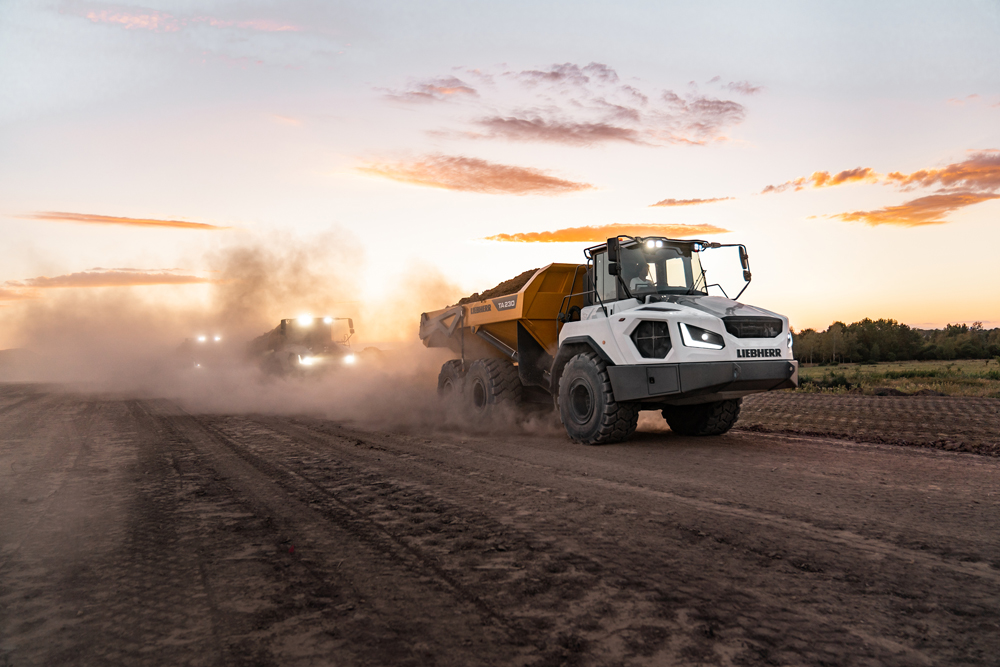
[
  {"left": 662, "top": 399, "right": 741, "bottom": 436},
  {"left": 463, "top": 358, "right": 522, "bottom": 418},
  {"left": 558, "top": 352, "right": 638, "bottom": 445},
  {"left": 437, "top": 359, "right": 464, "bottom": 398}
]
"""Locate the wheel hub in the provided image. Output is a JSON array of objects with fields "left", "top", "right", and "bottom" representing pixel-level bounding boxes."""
[{"left": 569, "top": 380, "right": 594, "bottom": 423}]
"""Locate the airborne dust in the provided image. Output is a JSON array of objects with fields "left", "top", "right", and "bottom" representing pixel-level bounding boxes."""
[{"left": 0, "top": 229, "right": 552, "bottom": 431}]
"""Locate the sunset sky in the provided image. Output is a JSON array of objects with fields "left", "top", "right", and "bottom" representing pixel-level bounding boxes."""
[{"left": 2, "top": 0, "right": 999, "bottom": 348}]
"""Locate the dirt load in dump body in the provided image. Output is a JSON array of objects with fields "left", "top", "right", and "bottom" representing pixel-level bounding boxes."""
[{"left": 420, "top": 236, "right": 798, "bottom": 445}]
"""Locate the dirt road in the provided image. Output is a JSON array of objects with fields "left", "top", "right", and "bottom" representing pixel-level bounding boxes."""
[{"left": 2, "top": 383, "right": 1000, "bottom": 666}]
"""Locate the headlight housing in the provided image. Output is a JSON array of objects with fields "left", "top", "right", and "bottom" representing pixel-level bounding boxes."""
[
  {"left": 787, "top": 332, "right": 794, "bottom": 353},
  {"left": 679, "top": 322, "right": 725, "bottom": 350}
]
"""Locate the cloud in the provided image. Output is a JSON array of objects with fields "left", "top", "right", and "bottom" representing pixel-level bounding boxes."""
[
  {"left": 819, "top": 152, "right": 1000, "bottom": 226},
  {"left": 385, "top": 76, "right": 478, "bottom": 103},
  {"left": 0, "top": 288, "right": 38, "bottom": 302},
  {"left": 387, "top": 62, "right": 748, "bottom": 147},
  {"left": 270, "top": 114, "right": 301, "bottom": 126},
  {"left": 78, "top": 5, "right": 300, "bottom": 33},
  {"left": 649, "top": 197, "right": 733, "bottom": 207},
  {"left": 761, "top": 167, "right": 880, "bottom": 194},
  {"left": 484, "top": 223, "right": 730, "bottom": 243},
  {"left": 6, "top": 270, "right": 214, "bottom": 289},
  {"left": 0, "top": 269, "right": 214, "bottom": 303},
  {"left": 24, "top": 211, "right": 230, "bottom": 230},
  {"left": 475, "top": 117, "right": 642, "bottom": 145},
  {"left": 356, "top": 155, "right": 593, "bottom": 195},
  {"left": 883, "top": 151, "right": 1000, "bottom": 192},
  {"left": 831, "top": 192, "right": 1000, "bottom": 227},
  {"left": 946, "top": 94, "right": 981, "bottom": 106},
  {"left": 725, "top": 81, "right": 764, "bottom": 95}
]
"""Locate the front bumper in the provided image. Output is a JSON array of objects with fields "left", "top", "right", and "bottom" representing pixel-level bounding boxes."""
[{"left": 607, "top": 360, "right": 798, "bottom": 403}]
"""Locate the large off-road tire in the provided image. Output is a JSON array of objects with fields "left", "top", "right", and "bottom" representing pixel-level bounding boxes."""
[
  {"left": 463, "top": 358, "right": 523, "bottom": 419},
  {"left": 437, "top": 360, "right": 465, "bottom": 398},
  {"left": 558, "top": 352, "right": 639, "bottom": 445},
  {"left": 662, "top": 399, "right": 742, "bottom": 436}
]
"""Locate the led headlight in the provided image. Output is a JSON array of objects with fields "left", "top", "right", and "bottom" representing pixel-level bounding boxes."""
[
  {"left": 679, "top": 322, "right": 725, "bottom": 350},
  {"left": 787, "top": 331, "right": 794, "bottom": 353}
]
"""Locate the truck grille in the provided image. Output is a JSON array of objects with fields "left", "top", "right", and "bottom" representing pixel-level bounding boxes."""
[
  {"left": 631, "top": 321, "right": 672, "bottom": 358},
  {"left": 722, "top": 316, "right": 783, "bottom": 338}
]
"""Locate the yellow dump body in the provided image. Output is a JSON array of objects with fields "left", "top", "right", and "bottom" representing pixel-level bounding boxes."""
[{"left": 419, "top": 263, "right": 587, "bottom": 360}]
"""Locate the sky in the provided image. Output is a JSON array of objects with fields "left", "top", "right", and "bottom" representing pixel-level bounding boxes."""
[{"left": 2, "top": 0, "right": 999, "bottom": 349}]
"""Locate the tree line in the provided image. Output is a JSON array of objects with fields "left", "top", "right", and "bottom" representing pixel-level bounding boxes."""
[{"left": 792, "top": 319, "right": 1000, "bottom": 364}]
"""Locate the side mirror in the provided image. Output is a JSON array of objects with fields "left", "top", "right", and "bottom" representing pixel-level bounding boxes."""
[
  {"left": 739, "top": 246, "right": 749, "bottom": 270},
  {"left": 606, "top": 238, "right": 620, "bottom": 263},
  {"left": 606, "top": 237, "right": 620, "bottom": 276}
]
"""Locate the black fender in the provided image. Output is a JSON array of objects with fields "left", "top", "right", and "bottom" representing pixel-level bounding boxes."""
[{"left": 549, "top": 335, "right": 615, "bottom": 397}]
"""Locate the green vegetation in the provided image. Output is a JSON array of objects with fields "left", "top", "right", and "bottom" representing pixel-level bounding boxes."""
[
  {"left": 796, "top": 359, "right": 1000, "bottom": 398},
  {"left": 793, "top": 319, "right": 1000, "bottom": 365}
]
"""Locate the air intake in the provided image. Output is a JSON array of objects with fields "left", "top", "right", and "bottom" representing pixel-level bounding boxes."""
[
  {"left": 722, "top": 316, "right": 783, "bottom": 338},
  {"left": 631, "top": 321, "right": 672, "bottom": 358}
]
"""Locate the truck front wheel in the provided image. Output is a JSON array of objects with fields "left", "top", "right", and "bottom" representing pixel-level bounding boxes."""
[
  {"left": 662, "top": 399, "right": 741, "bottom": 436},
  {"left": 558, "top": 352, "right": 638, "bottom": 445}
]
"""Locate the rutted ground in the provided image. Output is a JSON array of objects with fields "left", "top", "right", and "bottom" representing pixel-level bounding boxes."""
[
  {"left": 2, "top": 384, "right": 1000, "bottom": 666},
  {"left": 741, "top": 392, "right": 1000, "bottom": 456}
]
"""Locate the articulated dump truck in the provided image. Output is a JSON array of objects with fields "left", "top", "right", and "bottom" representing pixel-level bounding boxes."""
[{"left": 419, "top": 236, "right": 798, "bottom": 445}]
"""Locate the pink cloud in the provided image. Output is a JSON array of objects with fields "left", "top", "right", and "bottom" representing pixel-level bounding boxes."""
[{"left": 79, "top": 4, "right": 300, "bottom": 33}]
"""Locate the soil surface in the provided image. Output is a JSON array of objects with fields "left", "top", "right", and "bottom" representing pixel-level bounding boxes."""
[
  {"left": 3, "top": 383, "right": 1000, "bottom": 666},
  {"left": 457, "top": 269, "right": 539, "bottom": 305},
  {"left": 741, "top": 392, "right": 1000, "bottom": 456}
]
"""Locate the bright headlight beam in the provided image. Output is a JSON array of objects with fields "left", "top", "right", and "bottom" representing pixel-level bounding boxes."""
[
  {"left": 679, "top": 322, "right": 725, "bottom": 350},
  {"left": 323, "top": 316, "right": 333, "bottom": 324},
  {"left": 197, "top": 335, "right": 206, "bottom": 342},
  {"left": 297, "top": 315, "right": 313, "bottom": 326},
  {"left": 343, "top": 354, "right": 356, "bottom": 364},
  {"left": 298, "top": 355, "right": 315, "bottom": 366}
]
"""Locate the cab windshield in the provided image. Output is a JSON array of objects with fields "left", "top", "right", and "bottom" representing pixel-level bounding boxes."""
[{"left": 595, "top": 241, "right": 706, "bottom": 301}]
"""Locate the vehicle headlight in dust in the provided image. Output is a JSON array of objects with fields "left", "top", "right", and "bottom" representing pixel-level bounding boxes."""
[
  {"left": 299, "top": 355, "right": 315, "bottom": 366},
  {"left": 343, "top": 354, "right": 356, "bottom": 364},
  {"left": 297, "top": 314, "right": 313, "bottom": 326}
]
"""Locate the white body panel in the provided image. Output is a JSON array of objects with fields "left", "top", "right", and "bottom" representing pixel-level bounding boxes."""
[{"left": 560, "top": 295, "right": 793, "bottom": 366}]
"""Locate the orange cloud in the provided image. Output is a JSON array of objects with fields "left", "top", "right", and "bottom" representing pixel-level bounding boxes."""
[
  {"left": 832, "top": 192, "right": 1000, "bottom": 227},
  {"left": 761, "top": 167, "right": 879, "bottom": 194},
  {"left": 24, "top": 212, "right": 230, "bottom": 230},
  {"left": 484, "top": 223, "right": 730, "bottom": 242},
  {"left": 6, "top": 270, "right": 213, "bottom": 289},
  {"left": 649, "top": 197, "right": 733, "bottom": 207},
  {"left": 0, "top": 287, "right": 38, "bottom": 302},
  {"left": 883, "top": 151, "right": 1000, "bottom": 192},
  {"left": 0, "top": 269, "right": 215, "bottom": 302},
  {"left": 356, "top": 156, "right": 593, "bottom": 195}
]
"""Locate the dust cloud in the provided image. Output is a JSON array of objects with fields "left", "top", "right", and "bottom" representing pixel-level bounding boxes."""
[{"left": 0, "top": 228, "right": 513, "bottom": 431}]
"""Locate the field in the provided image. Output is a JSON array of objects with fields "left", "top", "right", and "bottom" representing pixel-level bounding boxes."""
[
  {"left": 3, "top": 383, "right": 1000, "bottom": 666},
  {"left": 796, "top": 358, "right": 1000, "bottom": 398}
]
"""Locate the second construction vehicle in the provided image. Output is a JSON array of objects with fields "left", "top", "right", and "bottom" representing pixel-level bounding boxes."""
[
  {"left": 248, "top": 315, "right": 356, "bottom": 375},
  {"left": 419, "top": 236, "right": 798, "bottom": 444}
]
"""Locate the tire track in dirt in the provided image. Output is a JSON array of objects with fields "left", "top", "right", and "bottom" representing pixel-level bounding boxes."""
[
  {"left": 154, "top": 403, "right": 529, "bottom": 667},
  {"left": 208, "top": 414, "right": 1000, "bottom": 666}
]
